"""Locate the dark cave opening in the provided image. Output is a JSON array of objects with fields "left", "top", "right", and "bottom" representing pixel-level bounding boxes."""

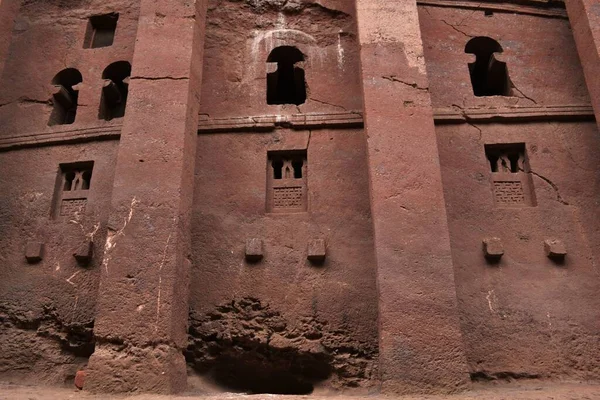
[{"left": 187, "top": 341, "right": 332, "bottom": 395}]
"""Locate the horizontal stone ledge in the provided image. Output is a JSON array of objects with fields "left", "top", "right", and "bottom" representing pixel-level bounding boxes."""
[
  {"left": 433, "top": 105, "right": 595, "bottom": 124},
  {"left": 2, "top": 105, "right": 589, "bottom": 150},
  {"left": 0, "top": 126, "right": 122, "bottom": 152},
  {"left": 197, "top": 111, "right": 364, "bottom": 133},
  {"left": 0, "top": 112, "right": 365, "bottom": 151},
  {"left": 418, "top": 0, "right": 567, "bottom": 19}
]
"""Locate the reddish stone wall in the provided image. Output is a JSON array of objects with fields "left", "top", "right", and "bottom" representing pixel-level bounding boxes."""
[
  {"left": 187, "top": 1, "right": 377, "bottom": 393},
  {"left": 420, "top": 5, "right": 600, "bottom": 380},
  {"left": 0, "top": 0, "right": 140, "bottom": 136},
  {"left": 0, "top": 0, "right": 20, "bottom": 79},
  {"left": 0, "top": 140, "right": 119, "bottom": 384},
  {"left": 437, "top": 121, "right": 600, "bottom": 380},
  {"left": 0, "top": 0, "right": 599, "bottom": 394},
  {"left": 0, "top": 0, "right": 137, "bottom": 386},
  {"left": 187, "top": 2, "right": 378, "bottom": 392},
  {"left": 189, "top": 128, "right": 379, "bottom": 392},
  {"left": 420, "top": 4, "right": 590, "bottom": 108},
  {"left": 198, "top": 0, "right": 362, "bottom": 118}
]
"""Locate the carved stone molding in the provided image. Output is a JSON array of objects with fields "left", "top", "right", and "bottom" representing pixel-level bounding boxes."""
[
  {"left": 0, "top": 106, "right": 590, "bottom": 151},
  {"left": 418, "top": 0, "right": 568, "bottom": 19},
  {"left": 433, "top": 105, "right": 595, "bottom": 123},
  {"left": 197, "top": 111, "right": 364, "bottom": 133},
  {"left": 0, "top": 125, "right": 122, "bottom": 151}
]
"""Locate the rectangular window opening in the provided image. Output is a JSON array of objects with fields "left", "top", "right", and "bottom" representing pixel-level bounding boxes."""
[
  {"left": 267, "top": 150, "right": 307, "bottom": 213},
  {"left": 84, "top": 13, "right": 119, "bottom": 49},
  {"left": 484, "top": 143, "right": 536, "bottom": 207},
  {"left": 52, "top": 161, "right": 94, "bottom": 219}
]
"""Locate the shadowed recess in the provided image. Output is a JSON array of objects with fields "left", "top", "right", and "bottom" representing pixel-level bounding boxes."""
[
  {"left": 267, "top": 46, "right": 307, "bottom": 105},
  {"left": 465, "top": 36, "right": 512, "bottom": 97}
]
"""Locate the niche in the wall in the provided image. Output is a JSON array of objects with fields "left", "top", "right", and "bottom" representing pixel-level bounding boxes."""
[
  {"left": 52, "top": 161, "right": 94, "bottom": 219},
  {"left": 48, "top": 69, "right": 83, "bottom": 126},
  {"left": 84, "top": 13, "right": 119, "bottom": 49},
  {"left": 267, "top": 150, "right": 308, "bottom": 213},
  {"left": 465, "top": 37, "right": 512, "bottom": 97},
  {"left": 267, "top": 46, "right": 307, "bottom": 105},
  {"left": 99, "top": 61, "right": 131, "bottom": 121},
  {"left": 485, "top": 143, "right": 536, "bottom": 207}
]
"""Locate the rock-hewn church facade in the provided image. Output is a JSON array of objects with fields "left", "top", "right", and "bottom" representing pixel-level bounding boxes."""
[{"left": 0, "top": 0, "right": 598, "bottom": 395}]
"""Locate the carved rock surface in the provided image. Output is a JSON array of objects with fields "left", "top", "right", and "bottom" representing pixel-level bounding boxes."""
[{"left": 186, "top": 298, "right": 377, "bottom": 393}]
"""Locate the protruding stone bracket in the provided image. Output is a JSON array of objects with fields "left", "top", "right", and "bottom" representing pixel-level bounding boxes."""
[
  {"left": 483, "top": 237, "right": 504, "bottom": 263},
  {"left": 307, "top": 239, "right": 326, "bottom": 264},
  {"left": 73, "top": 240, "right": 94, "bottom": 266},
  {"left": 245, "top": 238, "right": 264, "bottom": 262},
  {"left": 25, "top": 241, "right": 44, "bottom": 264},
  {"left": 544, "top": 238, "right": 566, "bottom": 263}
]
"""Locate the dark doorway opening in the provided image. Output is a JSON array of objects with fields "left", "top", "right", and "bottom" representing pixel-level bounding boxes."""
[
  {"left": 48, "top": 68, "right": 83, "bottom": 126},
  {"left": 84, "top": 13, "right": 119, "bottom": 49},
  {"left": 267, "top": 46, "right": 307, "bottom": 105},
  {"left": 99, "top": 61, "right": 131, "bottom": 121},
  {"left": 465, "top": 37, "right": 512, "bottom": 97}
]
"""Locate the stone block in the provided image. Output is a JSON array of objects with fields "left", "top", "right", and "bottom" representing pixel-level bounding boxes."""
[
  {"left": 544, "top": 239, "right": 567, "bottom": 260},
  {"left": 307, "top": 239, "right": 327, "bottom": 263},
  {"left": 245, "top": 238, "right": 263, "bottom": 262},
  {"left": 74, "top": 370, "right": 86, "bottom": 390},
  {"left": 483, "top": 237, "right": 504, "bottom": 261},
  {"left": 73, "top": 240, "right": 94, "bottom": 265},
  {"left": 25, "top": 241, "right": 44, "bottom": 263}
]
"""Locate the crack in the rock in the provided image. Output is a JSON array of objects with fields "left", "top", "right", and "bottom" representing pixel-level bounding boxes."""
[
  {"left": 512, "top": 84, "right": 538, "bottom": 104},
  {"left": 0, "top": 98, "right": 51, "bottom": 108},
  {"left": 528, "top": 170, "right": 569, "bottom": 205},
  {"left": 309, "top": 97, "right": 348, "bottom": 111},
  {"left": 382, "top": 75, "right": 428, "bottom": 91},
  {"left": 131, "top": 76, "right": 189, "bottom": 81},
  {"left": 21, "top": 98, "right": 51, "bottom": 105},
  {"left": 457, "top": 8, "right": 479, "bottom": 27},
  {"left": 440, "top": 19, "right": 474, "bottom": 38},
  {"left": 466, "top": 120, "right": 483, "bottom": 140},
  {"left": 451, "top": 104, "right": 482, "bottom": 138}
]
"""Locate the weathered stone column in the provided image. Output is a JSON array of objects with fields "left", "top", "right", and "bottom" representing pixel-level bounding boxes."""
[
  {"left": 354, "top": 0, "right": 469, "bottom": 394},
  {"left": 565, "top": 0, "right": 600, "bottom": 126},
  {"left": 85, "top": 0, "right": 206, "bottom": 393},
  {"left": 0, "top": 0, "right": 20, "bottom": 79}
]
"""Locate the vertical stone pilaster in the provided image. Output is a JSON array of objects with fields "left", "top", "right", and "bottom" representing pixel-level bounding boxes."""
[
  {"left": 565, "top": 0, "right": 600, "bottom": 127},
  {"left": 0, "top": 0, "right": 21, "bottom": 80},
  {"left": 85, "top": 0, "right": 207, "bottom": 393},
  {"left": 354, "top": 0, "right": 469, "bottom": 394}
]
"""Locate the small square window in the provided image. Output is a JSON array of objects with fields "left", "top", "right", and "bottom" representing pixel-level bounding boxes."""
[
  {"left": 267, "top": 150, "right": 307, "bottom": 213},
  {"left": 53, "top": 161, "right": 94, "bottom": 219},
  {"left": 484, "top": 144, "right": 536, "bottom": 207},
  {"left": 84, "top": 13, "right": 119, "bottom": 49}
]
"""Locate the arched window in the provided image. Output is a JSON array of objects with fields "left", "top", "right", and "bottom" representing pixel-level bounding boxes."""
[
  {"left": 99, "top": 61, "right": 131, "bottom": 121},
  {"left": 48, "top": 68, "right": 83, "bottom": 126},
  {"left": 465, "top": 37, "right": 512, "bottom": 97},
  {"left": 267, "top": 46, "right": 307, "bottom": 105}
]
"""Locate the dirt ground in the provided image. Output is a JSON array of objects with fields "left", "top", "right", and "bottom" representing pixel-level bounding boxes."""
[{"left": 1, "top": 381, "right": 600, "bottom": 400}]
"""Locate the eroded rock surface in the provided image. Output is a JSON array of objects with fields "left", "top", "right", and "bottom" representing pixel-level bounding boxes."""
[
  {"left": 186, "top": 298, "right": 377, "bottom": 393},
  {"left": 0, "top": 304, "right": 94, "bottom": 384}
]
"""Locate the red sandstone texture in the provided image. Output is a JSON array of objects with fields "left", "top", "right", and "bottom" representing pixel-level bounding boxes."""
[
  {"left": 0, "top": 0, "right": 599, "bottom": 396},
  {"left": 3, "top": 381, "right": 600, "bottom": 399}
]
